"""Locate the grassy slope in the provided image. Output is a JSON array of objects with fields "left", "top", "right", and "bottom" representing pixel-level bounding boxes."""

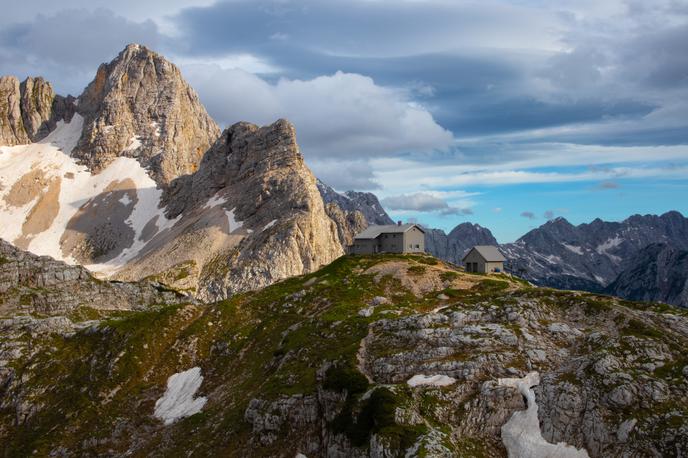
[{"left": 1, "top": 254, "right": 686, "bottom": 457}]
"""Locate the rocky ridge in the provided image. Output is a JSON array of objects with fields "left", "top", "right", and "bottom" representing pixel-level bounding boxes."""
[
  {"left": 0, "top": 254, "right": 685, "bottom": 456},
  {"left": 604, "top": 243, "right": 688, "bottom": 308},
  {"left": 317, "top": 180, "right": 394, "bottom": 226},
  {"left": 501, "top": 211, "right": 688, "bottom": 293},
  {"left": 115, "top": 119, "right": 344, "bottom": 301},
  {"left": 0, "top": 238, "right": 184, "bottom": 317}
]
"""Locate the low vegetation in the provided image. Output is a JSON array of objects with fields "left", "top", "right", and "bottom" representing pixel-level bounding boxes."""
[{"left": 1, "top": 253, "right": 686, "bottom": 457}]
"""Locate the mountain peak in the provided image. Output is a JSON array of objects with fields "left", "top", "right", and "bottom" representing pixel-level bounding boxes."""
[{"left": 73, "top": 44, "right": 221, "bottom": 186}]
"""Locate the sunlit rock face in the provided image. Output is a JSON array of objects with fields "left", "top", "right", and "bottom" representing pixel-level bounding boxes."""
[{"left": 74, "top": 43, "right": 221, "bottom": 187}]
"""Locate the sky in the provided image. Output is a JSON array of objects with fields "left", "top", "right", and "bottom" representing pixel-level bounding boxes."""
[{"left": 1, "top": 0, "right": 687, "bottom": 242}]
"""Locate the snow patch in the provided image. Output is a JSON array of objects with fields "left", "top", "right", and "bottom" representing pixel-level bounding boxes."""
[
  {"left": 203, "top": 193, "right": 228, "bottom": 209},
  {"left": 226, "top": 208, "right": 243, "bottom": 233},
  {"left": 407, "top": 374, "right": 456, "bottom": 387},
  {"left": 544, "top": 254, "right": 562, "bottom": 264},
  {"left": 154, "top": 367, "right": 207, "bottom": 425},
  {"left": 119, "top": 194, "right": 132, "bottom": 206},
  {"left": 596, "top": 236, "right": 622, "bottom": 255},
  {"left": 124, "top": 135, "right": 142, "bottom": 152},
  {"left": 499, "top": 372, "right": 589, "bottom": 458},
  {"left": 41, "top": 114, "right": 84, "bottom": 154},
  {"left": 150, "top": 121, "right": 161, "bottom": 137},
  {"left": 262, "top": 219, "right": 278, "bottom": 231},
  {"left": 562, "top": 243, "right": 584, "bottom": 255},
  {"left": 596, "top": 236, "right": 623, "bottom": 263}
]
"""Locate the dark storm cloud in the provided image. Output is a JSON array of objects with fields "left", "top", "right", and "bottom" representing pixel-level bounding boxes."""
[
  {"left": 171, "top": 0, "right": 557, "bottom": 59},
  {"left": 169, "top": 0, "right": 688, "bottom": 147}
]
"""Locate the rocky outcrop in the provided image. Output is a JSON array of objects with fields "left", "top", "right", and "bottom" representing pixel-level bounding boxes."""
[
  {"left": 116, "top": 119, "right": 344, "bottom": 300},
  {"left": 0, "top": 76, "right": 74, "bottom": 146},
  {"left": 0, "top": 238, "right": 184, "bottom": 316},
  {"left": 74, "top": 43, "right": 221, "bottom": 186},
  {"left": 19, "top": 77, "right": 55, "bottom": 140},
  {"left": 605, "top": 243, "right": 688, "bottom": 307},
  {"left": 425, "top": 223, "right": 498, "bottom": 265},
  {"left": 0, "top": 76, "right": 31, "bottom": 145},
  {"left": 1, "top": 44, "right": 346, "bottom": 301}
]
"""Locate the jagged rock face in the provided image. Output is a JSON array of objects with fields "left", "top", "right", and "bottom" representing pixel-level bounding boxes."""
[
  {"left": 425, "top": 223, "right": 499, "bottom": 265},
  {"left": 74, "top": 44, "right": 221, "bottom": 186},
  {"left": 501, "top": 211, "right": 688, "bottom": 292},
  {"left": 0, "top": 76, "right": 30, "bottom": 145},
  {"left": 0, "top": 238, "right": 184, "bottom": 316},
  {"left": 116, "top": 119, "right": 344, "bottom": 300},
  {"left": 0, "top": 76, "right": 72, "bottom": 146},
  {"left": 19, "top": 77, "right": 55, "bottom": 140},
  {"left": 317, "top": 179, "right": 394, "bottom": 226},
  {"left": 605, "top": 243, "right": 688, "bottom": 307}
]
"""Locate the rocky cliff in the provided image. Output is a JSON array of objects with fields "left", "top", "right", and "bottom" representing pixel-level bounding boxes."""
[
  {"left": 0, "top": 76, "right": 71, "bottom": 146},
  {"left": 115, "top": 119, "right": 344, "bottom": 301},
  {"left": 74, "top": 44, "right": 221, "bottom": 186},
  {"left": 605, "top": 243, "right": 688, "bottom": 308},
  {"left": 1, "top": 254, "right": 686, "bottom": 456},
  {"left": 0, "top": 238, "right": 184, "bottom": 317}
]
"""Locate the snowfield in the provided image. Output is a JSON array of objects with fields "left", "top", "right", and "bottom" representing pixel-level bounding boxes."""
[
  {"left": 499, "top": 372, "right": 589, "bottom": 458},
  {"left": 154, "top": 367, "right": 207, "bottom": 425},
  {"left": 0, "top": 115, "right": 180, "bottom": 275}
]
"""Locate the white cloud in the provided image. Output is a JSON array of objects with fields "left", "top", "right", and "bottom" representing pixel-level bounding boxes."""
[
  {"left": 380, "top": 191, "right": 474, "bottom": 215},
  {"left": 181, "top": 66, "right": 454, "bottom": 160},
  {"left": 365, "top": 152, "right": 688, "bottom": 204},
  {"left": 309, "top": 159, "right": 380, "bottom": 190}
]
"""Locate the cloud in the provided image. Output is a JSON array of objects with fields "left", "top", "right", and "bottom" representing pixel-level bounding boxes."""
[
  {"left": 172, "top": 0, "right": 564, "bottom": 59},
  {"left": 597, "top": 181, "right": 621, "bottom": 190},
  {"left": 371, "top": 153, "right": 688, "bottom": 192},
  {"left": 309, "top": 159, "right": 380, "bottom": 191},
  {"left": 181, "top": 66, "right": 453, "bottom": 159},
  {"left": 381, "top": 192, "right": 471, "bottom": 216},
  {"left": 543, "top": 210, "right": 555, "bottom": 220},
  {"left": 0, "top": 8, "right": 162, "bottom": 95},
  {"left": 520, "top": 211, "right": 536, "bottom": 220}
]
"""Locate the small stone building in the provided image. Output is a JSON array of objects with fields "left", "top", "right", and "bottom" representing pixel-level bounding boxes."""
[
  {"left": 462, "top": 245, "right": 506, "bottom": 274},
  {"left": 349, "top": 223, "right": 425, "bottom": 255}
]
